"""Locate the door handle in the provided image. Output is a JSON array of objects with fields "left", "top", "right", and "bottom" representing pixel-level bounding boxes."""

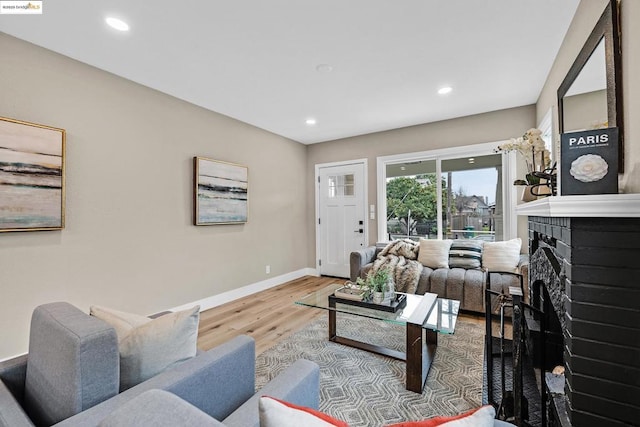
[{"left": 354, "top": 229, "right": 364, "bottom": 234}]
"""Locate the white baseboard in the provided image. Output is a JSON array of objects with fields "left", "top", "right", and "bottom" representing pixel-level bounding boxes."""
[
  {"left": 169, "top": 268, "right": 319, "bottom": 313},
  {"left": 0, "top": 352, "right": 26, "bottom": 363}
]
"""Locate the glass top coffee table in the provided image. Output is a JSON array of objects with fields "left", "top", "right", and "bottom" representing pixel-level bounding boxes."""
[{"left": 296, "top": 283, "right": 460, "bottom": 393}]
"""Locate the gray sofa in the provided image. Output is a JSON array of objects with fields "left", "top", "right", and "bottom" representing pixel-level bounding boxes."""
[
  {"left": 0, "top": 302, "right": 319, "bottom": 427},
  {"left": 350, "top": 244, "right": 529, "bottom": 313}
]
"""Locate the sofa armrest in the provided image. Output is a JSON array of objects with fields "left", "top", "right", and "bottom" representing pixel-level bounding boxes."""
[
  {"left": 98, "top": 390, "right": 225, "bottom": 427},
  {"left": 517, "top": 255, "right": 530, "bottom": 304},
  {"left": 350, "top": 246, "right": 377, "bottom": 282},
  {"left": 0, "top": 354, "right": 27, "bottom": 406},
  {"left": 58, "top": 335, "right": 256, "bottom": 427},
  {"left": 222, "top": 359, "right": 320, "bottom": 427}
]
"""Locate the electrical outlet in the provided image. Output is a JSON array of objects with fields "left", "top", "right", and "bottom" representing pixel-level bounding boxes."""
[{"left": 265, "top": 265, "right": 271, "bottom": 274}]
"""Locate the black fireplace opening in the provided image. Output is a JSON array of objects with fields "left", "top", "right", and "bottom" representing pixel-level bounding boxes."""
[{"left": 528, "top": 279, "right": 564, "bottom": 372}]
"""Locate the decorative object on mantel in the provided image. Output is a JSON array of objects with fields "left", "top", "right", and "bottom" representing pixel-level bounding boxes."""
[
  {"left": 560, "top": 128, "right": 618, "bottom": 195},
  {"left": 0, "top": 116, "right": 65, "bottom": 232},
  {"left": 530, "top": 162, "right": 558, "bottom": 197},
  {"left": 496, "top": 128, "right": 554, "bottom": 202}
]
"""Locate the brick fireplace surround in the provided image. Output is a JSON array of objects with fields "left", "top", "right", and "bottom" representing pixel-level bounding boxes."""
[{"left": 516, "top": 194, "right": 640, "bottom": 427}]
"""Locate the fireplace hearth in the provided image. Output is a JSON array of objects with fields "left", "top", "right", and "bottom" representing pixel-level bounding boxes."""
[{"left": 526, "top": 215, "right": 640, "bottom": 427}]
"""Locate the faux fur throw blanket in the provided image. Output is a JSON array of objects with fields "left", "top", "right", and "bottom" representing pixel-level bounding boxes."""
[{"left": 370, "top": 239, "right": 423, "bottom": 294}]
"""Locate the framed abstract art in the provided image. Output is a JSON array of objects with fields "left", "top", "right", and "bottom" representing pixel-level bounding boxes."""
[
  {"left": 194, "top": 157, "right": 248, "bottom": 225},
  {"left": 0, "top": 117, "right": 65, "bottom": 232}
]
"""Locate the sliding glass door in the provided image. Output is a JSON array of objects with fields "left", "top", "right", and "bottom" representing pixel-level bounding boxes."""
[
  {"left": 441, "top": 154, "right": 503, "bottom": 242},
  {"left": 378, "top": 143, "right": 515, "bottom": 242}
]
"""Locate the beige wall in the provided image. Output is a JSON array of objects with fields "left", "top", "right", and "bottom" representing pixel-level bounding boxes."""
[
  {"left": 306, "top": 105, "right": 536, "bottom": 263},
  {"left": 537, "top": 0, "right": 640, "bottom": 192},
  {"left": 0, "top": 34, "right": 309, "bottom": 359}
]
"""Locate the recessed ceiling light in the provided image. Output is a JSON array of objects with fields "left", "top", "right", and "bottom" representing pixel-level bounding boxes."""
[
  {"left": 305, "top": 118, "right": 317, "bottom": 126},
  {"left": 316, "top": 64, "right": 333, "bottom": 73},
  {"left": 438, "top": 86, "right": 453, "bottom": 95},
  {"left": 106, "top": 17, "right": 129, "bottom": 32}
]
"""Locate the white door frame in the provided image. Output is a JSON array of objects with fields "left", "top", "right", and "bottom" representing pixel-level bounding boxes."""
[{"left": 315, "top": 158, "right": 368, "bottom": 275}]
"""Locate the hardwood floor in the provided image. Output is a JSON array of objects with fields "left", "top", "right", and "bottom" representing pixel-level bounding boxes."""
[
  {"left": 197, "top": 275, "right": 489, "bottom": 355},
  {"left": 197, "top": 275, "right": 341, "bottom": 355}
]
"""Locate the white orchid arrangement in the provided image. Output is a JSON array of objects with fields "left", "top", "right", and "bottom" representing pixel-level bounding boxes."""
[{"left": 496, "top": 128, "right": 551, "bottom": 185}]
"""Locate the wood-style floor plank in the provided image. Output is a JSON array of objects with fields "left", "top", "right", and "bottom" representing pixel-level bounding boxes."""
[
  {"left": 197, "top": 275, "right": 487, "bottom": 355},
  {"left": 197, "top": 275, "right": 341, "bottom": 355}
]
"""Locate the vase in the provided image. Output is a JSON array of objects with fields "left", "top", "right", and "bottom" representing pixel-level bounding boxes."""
[
  {"left": 372, "top": 292, "right": 384, "bottom": 304},
  {"left": 383, "top": 281, "right": 395, "bottom": 303},
  {"left": 520, "top": 185, "right": 537, "bottom": 202}
]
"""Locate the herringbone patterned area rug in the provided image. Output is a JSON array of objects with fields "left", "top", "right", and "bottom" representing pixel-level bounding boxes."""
[{"left": 255, "top": 313, "right": 484, "bottom": 426}]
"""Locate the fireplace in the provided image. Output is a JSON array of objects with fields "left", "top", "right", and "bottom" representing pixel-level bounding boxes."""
[{"left": 524, "top": 212, "right": 640, "bottom": 427}]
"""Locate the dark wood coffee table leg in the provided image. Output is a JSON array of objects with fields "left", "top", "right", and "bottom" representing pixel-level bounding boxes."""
[
  {"left": 328, "top": 300, "right": 405, "bottom": 360},
  {"left": 406, "top": 323, "right": 438, "bottom": 393},
  {"left": 328, "top": 299, "right": 337, "bottom": 341}
]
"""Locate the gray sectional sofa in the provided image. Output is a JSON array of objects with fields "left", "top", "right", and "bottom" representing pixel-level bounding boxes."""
[
  {"left": 0, "top": 302, "right": 319, "bottom": 427},
  {"left": 350, "top": 243, "right": 529, "bottom": 313}
]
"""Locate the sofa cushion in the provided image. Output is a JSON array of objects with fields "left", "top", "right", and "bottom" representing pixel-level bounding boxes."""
[
  {"left": 418, "top": 239, "right": 452, "bottom": 269},
  {"left": 98, "top": 389, "right": 223, "bottom": 427},
  {"left": 25, "top": 302, "right": 119, "bottom": 426},
  {"left": 91, "top": 305, "right": 200, "bottom": 391},
  {"left": 448, "top": 240, "right": 483, "bottom": 269},
  {"left": 482, "top": 238, "right": 522, "bottom": 272}
]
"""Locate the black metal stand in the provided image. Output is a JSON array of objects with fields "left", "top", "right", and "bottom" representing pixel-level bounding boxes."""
[{"left": 485, "top": 273, "right": 546, "bottom": 427}]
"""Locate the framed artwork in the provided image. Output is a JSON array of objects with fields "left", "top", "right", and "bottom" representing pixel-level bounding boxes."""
[
  {"left": 194, "top": 157, "right": 248, "bottom": 225},
  {"left": 0, "top": 117, "right": 65, "bottom": 232}
]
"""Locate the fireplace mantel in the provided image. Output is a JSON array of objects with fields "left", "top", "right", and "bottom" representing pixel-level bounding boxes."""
[{"left": 515, "top": 193, "right": 640, "bottom": 217}]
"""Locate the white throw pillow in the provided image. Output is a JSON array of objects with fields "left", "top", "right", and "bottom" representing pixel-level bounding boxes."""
[
  {"left": 89, "top": 305, "right": 150, "bottom": 340},
  {"left": 385, "top": 405, "right": 495, "bottom": 427},
  {"left": 418, "top": 239, "right": 453, "bottom": 269},
  {"left": 91, "top": 305, "right": 200, "bottom": 391},
  {"left": 259, "top": 396, "right": 347, "bottom": 427},
  {"left": 440, "top": 405, "right": 496, "bottom": 427},
  {"left": 482, "top": 238, "right": 522, "bottom": 272}
]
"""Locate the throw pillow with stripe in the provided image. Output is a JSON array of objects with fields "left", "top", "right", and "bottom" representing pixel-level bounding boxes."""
[{"left": 448, "top": 239, "right": 483, "bottom": 269}]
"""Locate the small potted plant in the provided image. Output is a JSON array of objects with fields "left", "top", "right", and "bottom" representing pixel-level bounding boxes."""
[{"left": 357, "top": 268, "right": 392, "bottom": 304}]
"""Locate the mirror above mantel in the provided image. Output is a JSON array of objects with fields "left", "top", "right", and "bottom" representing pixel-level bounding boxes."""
[
  {"left": 557, "top": 0, "right": 623, "bottom": 171},
  {"left": 562, "top": 38, "right": 607, "bottom": 132}
]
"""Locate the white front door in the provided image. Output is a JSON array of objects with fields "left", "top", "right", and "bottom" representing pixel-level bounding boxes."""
[{"left": 317, "top": 161, "right": 367, "bottom": 278}]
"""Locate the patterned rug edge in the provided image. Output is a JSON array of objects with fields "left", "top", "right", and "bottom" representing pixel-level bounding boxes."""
[{"left": 255, "top": 313, "right": 485, "bottom": 427}]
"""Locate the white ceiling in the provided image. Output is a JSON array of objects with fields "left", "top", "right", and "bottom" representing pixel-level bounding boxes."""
[{"left": 0, "top": 1, "right": 580, "bottom": 144}]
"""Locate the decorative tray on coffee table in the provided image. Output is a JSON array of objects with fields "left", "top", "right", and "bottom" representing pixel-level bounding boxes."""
[{"left": 330, "top": 286, "right": 407, "bottom": 313}]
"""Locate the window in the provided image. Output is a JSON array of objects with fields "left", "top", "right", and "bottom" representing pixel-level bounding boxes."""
[
  {"left": 377, "top": 142, "right": 517, "bottom": 242},
  {"left": 328, "top": 174, "right": 355, "bottom": 198}
]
